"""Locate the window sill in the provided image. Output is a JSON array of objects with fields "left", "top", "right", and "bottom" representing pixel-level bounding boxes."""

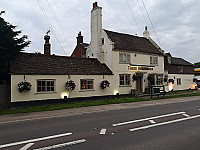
[
  {"left": 79, "top": 89, "right": 95, "bottom": 92},
  {"left": 35, "top": 92, "right": 57, "bottom": 95},
  {"left": 119, "top": 85, "right": 132, "bottom": 87},
  {"left": 119, "top": 62, "right": 130, "bottom": 64}
]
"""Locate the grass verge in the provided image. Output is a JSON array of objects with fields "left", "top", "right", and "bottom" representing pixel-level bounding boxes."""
[{"left": 1, "top": 92, "right": 200, "bottom": 115}]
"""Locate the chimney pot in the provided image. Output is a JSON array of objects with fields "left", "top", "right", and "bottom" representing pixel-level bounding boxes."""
[
  {"left": 93, "top": 2, "right": 98, "bottom": 9},
  {"left": 145, "top": 26, "right": 147, "bottom": 31},
  {"left": 44, "top": 34, "right": 51, "bottom": 55}
]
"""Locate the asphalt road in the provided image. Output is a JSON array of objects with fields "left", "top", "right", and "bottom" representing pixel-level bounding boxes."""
[{"left": 1, "top": 99, "right": 200, "bottom": 150}]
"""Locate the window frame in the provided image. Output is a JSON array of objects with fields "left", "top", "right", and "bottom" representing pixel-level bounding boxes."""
[
  {"left": 150, "top": 56, "right": 158, "bottom": 65},
  {"left": 177, "top": 78, "right": 181, "bottom": 85},
  {"left": 119, "top": 74, "right": 131, "bottom": 86},
  {"left": 37, "top": 79, "right": 55, "bottom": 93},
  {"left": 80, "top": 79, "right": 94, "bottom": 91},
  {"left": 119, "top": 53, "right": 131, "bottom": 64}
]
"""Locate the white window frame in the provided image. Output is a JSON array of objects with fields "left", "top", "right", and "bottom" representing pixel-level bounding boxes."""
[
  {"left": 119, "top": 53, "right": 130, "bottom": 64},
  {"left": 177, "top": 78, "right": 181, "bottom": 85},
  {"left": 80, "top": 79, "right": 94, "bottom": 91},
  {"left": 119, "top": 74, "right": 131, "bottom": 86},
  {"left": 150, "top": 56, "right": 158, "bottom": 65},
  {"left": 37, "top": 79, "right": 55, "bottom": 93}
]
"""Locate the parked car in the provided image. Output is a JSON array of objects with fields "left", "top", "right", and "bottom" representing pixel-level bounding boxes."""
[
  {"left": 197, "top": 80, "right": 200, "bottom": 88},
  {"left": 194, "top": 82, "right": 198, "bottom": 90}
]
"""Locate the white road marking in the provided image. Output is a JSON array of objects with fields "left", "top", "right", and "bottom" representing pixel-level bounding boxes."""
[
  {"left": 149, "top": 120, "right": 156, "bottom": 124},
  {"left": 182, "top": 113, "right": 190, "bottom": 118},
  {"left": 33, "top": 139, "right": 86, "bottom": 150},
  {"left": 112, "top": 112, "right": 186, "bottom": 127},
  {"left": 19, "top": 143, "right": 34, "bottom": 150},
  {"left": 0, "top": 132, "right": 72, "bottom": 149},
  {"left": 130, "top": 114, "right": 200, "bottom": 132},
  {"left": 99, "top": 129, "right": 107, "bottom": 135}
]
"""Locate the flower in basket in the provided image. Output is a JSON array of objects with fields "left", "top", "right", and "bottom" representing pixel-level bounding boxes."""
[
  {"left": 66, "top": 80, "right": 76, "bottom": 91},
  {"left": 100, "top": 80, "right": 110, "bottom": 89},
  {"left": 18, "top": 81, "right": 32, "bottom": 92}
]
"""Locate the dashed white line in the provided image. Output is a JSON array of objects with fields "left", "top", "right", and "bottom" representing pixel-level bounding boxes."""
[
  {"left": 112, "top": 112, "right": 186, "bottom": 127},
  {"left": 130, "top": 114, "right": 200, "bottom": 132},
  {"left": 182, "top": 113, "right": 190, "bottom": 118},
  {"left": 19, "top": 143, "right": 34, "bottom": 150},
  {"left": 33, "top": 139, "right": 86, "bottom": 150},
  {"left": 99, "top": 129, "right": 107, "bottom": 135},
  {"left": 0, "top": 132, "right": 72, "bottom": 149},
  {"left": 149, "top": 120, "right": 156, "bottom": 124}
]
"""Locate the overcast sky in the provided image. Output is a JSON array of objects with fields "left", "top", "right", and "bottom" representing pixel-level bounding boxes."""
[{"left": 0, "top": 0, "right": 199, "bottom": 63}]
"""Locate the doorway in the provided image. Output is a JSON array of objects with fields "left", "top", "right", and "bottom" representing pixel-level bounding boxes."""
[{"left": 136, "top": 75, "right": 143, "bottom": 94}]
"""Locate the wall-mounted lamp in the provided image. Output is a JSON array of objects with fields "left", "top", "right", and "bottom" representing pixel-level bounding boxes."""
[{"left": 64, "top": 96, "right": 68, "bottom": 100}]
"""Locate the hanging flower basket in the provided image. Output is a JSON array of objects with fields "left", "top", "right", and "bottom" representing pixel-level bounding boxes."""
[
  {"left": 132, "top": 74, "right": 137, "bottom": 82},
  {"left": 66, "top": 80, "right": 76, "bottom": 91},
  {"left": 168, "top": 79, "right": 174, "bottom": 84},
  {"left": 18, "top": 81, "right": 32, "bottom": 92},
  {"left": 100, "top": 80, "right": 110, "bottom": 89}
]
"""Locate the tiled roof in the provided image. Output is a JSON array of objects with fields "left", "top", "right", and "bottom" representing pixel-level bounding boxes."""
[
  {"left": 10, "top": 52, "right": 113, "bottom": 75},
  {"left": 104, "top": 29, "right": 163, "bottom": 55},
  {"left": 171, "top": 57, "right": 193, "bottom": 66}
]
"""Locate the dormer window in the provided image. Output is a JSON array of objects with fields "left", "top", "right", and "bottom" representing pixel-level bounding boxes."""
[
  {"left": 119, "top": 53, "right": 130, "bottom": 63},
  {"left": 168, "top": 57, "right": 171, "bottom": 64},
  {"left": 178, "top": 66, "right": 183, "bottom": 73}
]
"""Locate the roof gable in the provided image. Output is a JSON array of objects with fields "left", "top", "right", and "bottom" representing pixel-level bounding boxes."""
[
  {"left": 10, "top": 52, "right": 113, "bottom": 75},
  {"left": 104, "top": 29, "right": 163, "bottom": 55}
]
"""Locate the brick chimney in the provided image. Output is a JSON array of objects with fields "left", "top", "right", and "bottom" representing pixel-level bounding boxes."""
[
  {"left": 76, "top": 31, "right": 83, "bottom": 45},
  {"left": 44, "top": 34, "right": 51, "bottom": 55}
]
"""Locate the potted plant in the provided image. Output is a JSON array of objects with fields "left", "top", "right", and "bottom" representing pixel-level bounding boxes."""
[{"left": 132, "top": 74, "right": 137, "bottom": 82}]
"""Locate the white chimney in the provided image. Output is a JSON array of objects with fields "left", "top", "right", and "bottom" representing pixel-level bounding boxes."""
[{"left": 89, "top": 2, "right": 104, "bottom": 63}]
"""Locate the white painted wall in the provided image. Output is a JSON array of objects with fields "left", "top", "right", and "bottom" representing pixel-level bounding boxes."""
[
  {"left": 11, "top": 74, "right": 119, "bottom": 102},
  {"left": 167, "top": 74, "right": 195, "bottom": 91},
  {"left": 112, "top": 50, "right": 164, "bottom": 93},
  {"left": 87, "top": 5, "right": 104, "bottom": 63}
]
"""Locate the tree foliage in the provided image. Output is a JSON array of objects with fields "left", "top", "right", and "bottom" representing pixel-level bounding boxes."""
[
  {"left": 194, "top": 62, "right": 200, "bottom": 68},
  {"left": 0, "top": 16, "right": 31, "bottom": 66}
]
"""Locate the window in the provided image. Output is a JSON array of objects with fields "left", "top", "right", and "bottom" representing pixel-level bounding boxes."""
[
  {"left": 119, "top": 53, "right": 130, "bottom": 63},
  {"left": 102, "top": 38, "right": 104, "bottom": 45},
  {"left": 80, "top": 79, "right": 94, "bottom": 90},
  {"left": 37, "top": 80, "right": 55, "bottom": 93},
  {"left": 156, "top": 75, "right": 163, "bottom": 85},
  {"left": 177, "top": 78, "right": 181, "bottom": 85},
  {"left": 119, "top": 74, "right": 130, "bottom": 86},
  {"left": 150, "top": 56, "right": 158, "bottom": 65},
  {"left": 178, "top": 66, "right": 183, "bottom": 73}
]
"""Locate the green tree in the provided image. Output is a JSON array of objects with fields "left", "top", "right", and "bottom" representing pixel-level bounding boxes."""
[
  {"left": 194, "top": 62, "right": 200, "bottom": 68},
  {"left": 0, "top": 16, "right": 31, "bottom": 81},
  {"left": 0, "top": 16, "right": 31, "bottom": 66}
]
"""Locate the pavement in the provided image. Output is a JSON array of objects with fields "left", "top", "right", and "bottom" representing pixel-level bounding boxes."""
[{"left": 0, "top": 92, "right": 200, "bottom": 124}]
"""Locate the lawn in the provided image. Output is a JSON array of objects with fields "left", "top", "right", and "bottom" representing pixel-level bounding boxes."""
[{"left": 1, "top": 91, "right": 200, "bottom": 115}]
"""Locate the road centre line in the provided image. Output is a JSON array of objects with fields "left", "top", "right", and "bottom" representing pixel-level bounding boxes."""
[
  {"left": 112, "top": 112, "right": 186, "bottom": 127},
  {"left": 19, "top": 143, "right": 34, "bottom": 150},
  {"left": 130, "top": 114, "right": 200, "bottom": 132},
  {"left": 149, "top": 120, "right": 156, "bottom": 124},
  {"left": 33, "top": 139, "right": 86, "bottom": 150},
  {"left": 99, "top": 129, "right": 107, "bottom": 135},
  {"left": 0, "top": 132, "right": 72, "bottom": 149}
]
